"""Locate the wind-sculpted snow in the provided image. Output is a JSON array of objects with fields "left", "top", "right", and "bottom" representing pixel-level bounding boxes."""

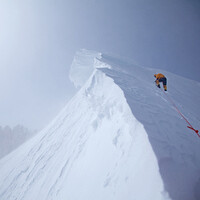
[
  {"left": 0, "top": 50, "right": 200, "bottom": 200},
  {"left": 69, "top": 49, "right": 102, "bottom": 87}
]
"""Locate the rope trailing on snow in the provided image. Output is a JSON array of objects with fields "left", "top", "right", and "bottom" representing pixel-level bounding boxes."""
[{"left": 161, "top": 89, "right": 200, "bottom": 138}]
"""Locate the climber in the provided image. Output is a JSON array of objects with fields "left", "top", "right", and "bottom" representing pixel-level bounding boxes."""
[{"left": 154, "top": 73, "right": 167, "bottom": 91}]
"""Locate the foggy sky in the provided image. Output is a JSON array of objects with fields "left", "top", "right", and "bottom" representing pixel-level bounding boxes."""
[{"left": 0, "top": 0, "right": 200, "bottom": 130}]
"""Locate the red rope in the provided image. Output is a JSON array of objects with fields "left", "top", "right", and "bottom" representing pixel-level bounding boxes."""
[{"left": 161, "top": 90, "right": 200, "bottom": 138}]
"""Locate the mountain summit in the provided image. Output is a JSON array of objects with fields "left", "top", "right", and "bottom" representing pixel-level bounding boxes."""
[{"left": 0, "top": 49, "right": 200, "bottom": 200}]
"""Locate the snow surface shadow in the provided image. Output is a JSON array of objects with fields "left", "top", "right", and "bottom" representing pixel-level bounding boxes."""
[{"left": 99, "top": 57, "right": 200, "bottom": 200}]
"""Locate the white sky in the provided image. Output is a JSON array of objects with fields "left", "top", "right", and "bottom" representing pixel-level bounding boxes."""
[{"left": 0, "top": 0, "right": 200, "bottom": 130}]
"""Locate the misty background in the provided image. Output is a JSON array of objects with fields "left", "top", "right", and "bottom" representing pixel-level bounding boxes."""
[{"left": 0, "top": 0, "right": 200, "bottom": 132}]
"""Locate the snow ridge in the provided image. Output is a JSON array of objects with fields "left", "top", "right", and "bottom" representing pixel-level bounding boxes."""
[
  {"left": 98, "top": 53, "right": 200, "bottom": 200},
  {"left": 0, "top": 50, "right": 200, "bottom": 200}
]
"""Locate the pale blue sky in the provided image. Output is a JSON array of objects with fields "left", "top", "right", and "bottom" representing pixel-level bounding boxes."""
[{"left": 0, "top": 0, "right": 200, "bottom": 130}]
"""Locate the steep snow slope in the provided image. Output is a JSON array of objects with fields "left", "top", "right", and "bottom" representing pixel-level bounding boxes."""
[
  {"left": 0, "top": 50, "right": 200, "bottom": 200},
  {"left": 99, "top": 54, "right": 200, "bottom": 200}
]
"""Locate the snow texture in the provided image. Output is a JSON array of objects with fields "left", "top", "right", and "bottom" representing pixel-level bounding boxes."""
[{"left": 0, "top": 49, "right": 200, "bottom": 200}]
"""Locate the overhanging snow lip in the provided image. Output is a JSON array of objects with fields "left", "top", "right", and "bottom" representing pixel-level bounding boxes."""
[{"left": 69, "top": 49, "right": 102, "bottom": 88}]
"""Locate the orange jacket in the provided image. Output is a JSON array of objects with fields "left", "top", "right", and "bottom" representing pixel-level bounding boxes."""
[{"left": 154, "top": 73, "right": 165, "bottom": 80}]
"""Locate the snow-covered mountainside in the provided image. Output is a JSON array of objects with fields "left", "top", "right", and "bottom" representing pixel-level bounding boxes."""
[{"left": 0, "top": 49, "right": 200, "bottom": 200}]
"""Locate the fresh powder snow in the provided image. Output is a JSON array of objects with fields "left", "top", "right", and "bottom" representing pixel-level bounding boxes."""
[{"left": 0, "top": 49, "right": 200, "bottom": 200}]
